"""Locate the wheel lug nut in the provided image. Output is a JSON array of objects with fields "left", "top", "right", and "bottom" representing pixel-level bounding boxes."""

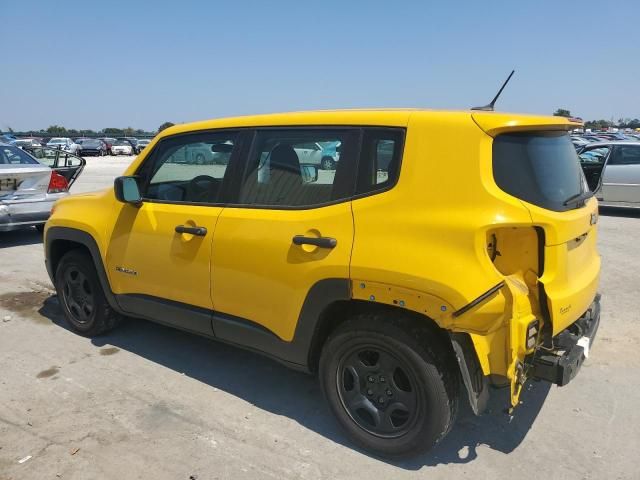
[
  {"left": 367, "top": 389, "right": 373, "bottom": 396},
  {"left": 367, "top": 376, "right": 375, "bottom": 383},
  {"left": 386, "top": 389, "right": 392, "bottom": 396},
  {"left": 378, "top": 396, "right": 385, "bottom": 404},
  {"left": 379, "top": 376, "right": 385, "bottom": 383}
]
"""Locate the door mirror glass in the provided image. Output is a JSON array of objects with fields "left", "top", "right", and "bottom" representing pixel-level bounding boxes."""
[
  {"left": 300, "top": 163, "right": 318, "bottom": 183},
  {"left": 114, "top": 176, "right": 142, "bottom": 204}
]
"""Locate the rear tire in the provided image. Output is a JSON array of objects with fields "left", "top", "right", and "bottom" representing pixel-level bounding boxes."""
[
  {"left": 319, "top": 313, "right": 458, "bottom": 458},
  {"left": 55, "top": 250, "right": 122, "bottom": 336}
]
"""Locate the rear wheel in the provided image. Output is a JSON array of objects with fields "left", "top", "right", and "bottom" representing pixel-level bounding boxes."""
[
  {"left": 319, "top": 313, "right": 458, "bottom": 457},
  {"left": 55, "top": 250, "right": 122, "bottom": 336}
]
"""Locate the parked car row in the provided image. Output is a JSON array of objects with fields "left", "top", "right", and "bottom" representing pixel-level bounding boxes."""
[
  {"left": 7, "top": 136, "right": 152, "bottom": 156},
  {"left": 571, "top": 131, "right": 640, "bottom": 150}
]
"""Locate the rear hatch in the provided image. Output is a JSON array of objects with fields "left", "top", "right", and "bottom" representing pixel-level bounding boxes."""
[{"left": 474, "top": 112, "right": 600, "bottom": 336}]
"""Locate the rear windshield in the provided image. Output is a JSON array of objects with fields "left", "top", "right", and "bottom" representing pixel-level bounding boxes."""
[
  {"left": 0, "top": 145, "right": 39, "bottom": 165},
  {"left": 493, "top": 132, "right": 587, "bottom": 211}
]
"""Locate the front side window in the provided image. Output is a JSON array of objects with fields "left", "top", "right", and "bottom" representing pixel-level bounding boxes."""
[
  {"left": 141, "top": 132, "right": 238, "bottom": 204},
  {"left": 493, "top": 132, "right": 587, "bottom": 211},
  {"left": 238, "top": 129, "right": 356, "bottom": 207}
]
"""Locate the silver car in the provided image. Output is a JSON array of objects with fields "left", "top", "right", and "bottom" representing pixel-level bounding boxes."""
[
  {"left": 0, "top": 143, "right": 84, "bottom": 232},
  {"left": 579, "top": 141, "right": 640, "bottom": 207}
]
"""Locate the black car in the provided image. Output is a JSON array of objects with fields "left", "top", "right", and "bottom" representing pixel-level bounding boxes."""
[{"left": 76, "top": 138, "right": 107, "bottom": 156}]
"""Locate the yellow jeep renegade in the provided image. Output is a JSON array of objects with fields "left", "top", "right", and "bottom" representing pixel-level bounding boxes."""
[{"left": 44, "top": 109, "right": 601, "bottom": 457}]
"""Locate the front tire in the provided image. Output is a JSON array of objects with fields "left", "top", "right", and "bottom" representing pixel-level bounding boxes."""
[
  {"left": 321, "top": 156, "right": 336, "bottom": 170},
  {"left": 55, "top": 250, "right": 122, "bottom": 336},
  {"left": 319, "top": 313, "right": 458, "bottom": 458}
]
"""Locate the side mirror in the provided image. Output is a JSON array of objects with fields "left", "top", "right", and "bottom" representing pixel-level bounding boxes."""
[
  {"left": 300, "top": 164, "right": 318, "bottom": 183},
  {"left": 114, "top": 176, "right": 142, "bottom": 205}
]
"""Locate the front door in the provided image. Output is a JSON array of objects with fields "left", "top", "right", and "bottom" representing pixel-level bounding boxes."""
[
  {"left": 211, "top": 128, "right": 359, "bottom": 342},
  {"left": 106, "top": 130, "right": 241, "bottom": 334},
  {"left": 602, "top": 144, "right": 640, "bottom": 204}
]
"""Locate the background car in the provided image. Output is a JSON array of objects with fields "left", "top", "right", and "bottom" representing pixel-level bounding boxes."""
[
  {"left": 578, "top": 141, "right": 640, "bottom": 207},
  {"left": 76, "top": 138, "right": 107, "bottom": 156},
  {"left": 98, "top": 137, "right": 116, "bottom": 155},
  {"left": 14, "top": 138, "right": 43, "bottom": 148},
  {"left": 0, "top": 142, "right": 84, "bottom": 232},
  {"left": 0, "top": 134, "right": 17, "bottom": 144},
  {"left": 293, "top": 141, "right": 341, "bottom": 169},
  {"left": 135, "top": 139, "right": 151, "bottom": 154},
  {"left": 117, "top": 137, "right": 138, "bottom": 152},
  {"left": 46, "top": 137, "right": 80, "bottom": 154},
  {"left": 111, "top": 140, "right": 133, "bottom": 155}
]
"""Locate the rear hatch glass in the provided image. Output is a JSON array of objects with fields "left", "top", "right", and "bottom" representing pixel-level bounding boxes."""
[{"left": 493, "top": 132, "right": 588, "bottom": 211}]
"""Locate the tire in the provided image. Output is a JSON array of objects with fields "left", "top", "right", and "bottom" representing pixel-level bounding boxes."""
[
  {"left": 319, "top": 313, "right": 459, "bottom": 458},
  {"left": 321, "top": 156, "right": 336, "bottom": 170},
  {"left": 55, "top": 250, "right": 122, "bottom": 336}
]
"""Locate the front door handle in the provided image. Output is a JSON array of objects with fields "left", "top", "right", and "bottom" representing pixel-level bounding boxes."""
[
  {"left": 175, "top": 225, "right": 207, "bottom": 236},
  {"left": 292, "top": 235, "right": 337, "bottom": 249}
]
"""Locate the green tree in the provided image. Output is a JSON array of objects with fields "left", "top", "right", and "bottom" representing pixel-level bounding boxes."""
[
  {"left": 158, "top": 122, "right": 175, "bottom": 132},
  {"left": 553, "top": 108, "right": 572, "bottom": 118},
  {"left": 102, "top": 127, "right": 124, "bottom": 136},
  {"left": 46, "top": 125, "right": 68, "bottom": 135}
]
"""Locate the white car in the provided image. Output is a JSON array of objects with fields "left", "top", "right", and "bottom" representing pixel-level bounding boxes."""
[
  {"left": 293, "top": 141, "right": 341, "bottom": 170},
  {"left": 111, "top": 140, "right": 133, "bottom": 155},
  {"left": 46, "top": 137, "right": 79, "bottom": 155}
]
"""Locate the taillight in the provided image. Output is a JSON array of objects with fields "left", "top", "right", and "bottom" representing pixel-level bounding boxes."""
[{"left": 48, "top": 171, "right": 69, "bottom": 193}]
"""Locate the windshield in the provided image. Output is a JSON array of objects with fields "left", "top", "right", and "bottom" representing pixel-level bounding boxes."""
[{"left": 493, "top": 132, "right": 587, "bottom": 211}]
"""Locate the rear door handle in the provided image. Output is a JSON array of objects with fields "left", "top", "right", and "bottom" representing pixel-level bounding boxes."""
[
  {"left": 292, "top": 235, "right": 337, "bottom": 249},
  {"left": 175, "top": 225, "right": 207, "bottom": 236}
]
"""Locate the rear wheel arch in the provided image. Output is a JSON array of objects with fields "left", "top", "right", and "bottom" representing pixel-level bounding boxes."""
[{"left": 306, "top": 299, "right": 457, "bottom": 374}]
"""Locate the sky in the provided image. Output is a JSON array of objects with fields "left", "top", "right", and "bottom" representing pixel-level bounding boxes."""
[{"left": 2, "top": 0, "right": 638, "bottom": 132}]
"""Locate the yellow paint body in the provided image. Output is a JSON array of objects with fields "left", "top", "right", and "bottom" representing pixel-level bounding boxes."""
[{"left": 46, "top": 109, "right": 599, "bottom": 406}]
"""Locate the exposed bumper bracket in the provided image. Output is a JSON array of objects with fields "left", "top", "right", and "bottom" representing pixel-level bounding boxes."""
[{"left": 532, "top": 294, "right": 601, "bottom": 386}]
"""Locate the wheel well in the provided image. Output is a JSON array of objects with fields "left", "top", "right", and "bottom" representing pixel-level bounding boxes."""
[
  {"left": 307, "top": 300, "right": 454, "bottom": 373},
  {"left": 49, "top": 239, "right": 91, "bottom": 276}
]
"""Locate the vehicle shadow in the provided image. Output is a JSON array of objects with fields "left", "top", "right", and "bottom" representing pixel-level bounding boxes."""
[
  {"left": 599, "top": 206, "right": 640, "bottom": 218},
  {"left": 38, "top": 295, "right": 550, "bottom": 469},
  {"left": 0, "top": 228, "right": 43, "bottom": 247}
]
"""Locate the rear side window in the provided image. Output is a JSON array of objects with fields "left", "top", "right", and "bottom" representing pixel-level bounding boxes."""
[
  {"left": 493, "top": 132, "right": 587, "bottom": 211},
  {"left": 238, "top": 129, "right": 358, "bottom": 208},
  {"left": 356, "top": 128, "right": 404, "bottom": 195}
]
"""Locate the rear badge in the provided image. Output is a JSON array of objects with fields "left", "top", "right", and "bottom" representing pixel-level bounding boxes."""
[{"left": 115, "top": 266, "right": 138, "bottom": 276}]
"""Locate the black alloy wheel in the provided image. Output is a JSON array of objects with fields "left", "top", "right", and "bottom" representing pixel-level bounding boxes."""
[{"left": 337, "top": 345, "right": 419, "bottom": 438}]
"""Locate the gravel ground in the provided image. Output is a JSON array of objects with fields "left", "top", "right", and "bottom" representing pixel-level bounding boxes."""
[{"left": 0, "top": 156, "right": 639, "bottom": 479}]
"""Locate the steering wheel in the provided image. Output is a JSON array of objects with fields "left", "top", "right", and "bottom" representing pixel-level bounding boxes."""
[{"left": 187, "top": 175, "right": 219, "bottom": 202}]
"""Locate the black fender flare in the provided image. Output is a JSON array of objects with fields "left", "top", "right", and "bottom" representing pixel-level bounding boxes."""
[{"left": 46, "top": 226, "right": 121, "bottom": 312}]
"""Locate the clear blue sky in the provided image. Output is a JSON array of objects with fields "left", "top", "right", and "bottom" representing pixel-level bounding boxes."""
[{"left": 2, "top": 0, "right": 638, "bottom": 132}]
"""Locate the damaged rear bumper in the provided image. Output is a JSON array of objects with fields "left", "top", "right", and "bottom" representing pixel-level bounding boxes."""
[{"left": 532, "top": 294, "right": 601, "bottom": 386}]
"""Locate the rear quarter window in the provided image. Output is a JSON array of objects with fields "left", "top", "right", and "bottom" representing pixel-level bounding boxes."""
[{"left": 492, "top": 132, "right": 587, "bottom": 211}]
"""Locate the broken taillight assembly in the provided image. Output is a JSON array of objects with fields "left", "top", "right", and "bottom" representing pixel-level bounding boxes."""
[{"left": 48, "top": 171, "right": 69, "bottom": 194}]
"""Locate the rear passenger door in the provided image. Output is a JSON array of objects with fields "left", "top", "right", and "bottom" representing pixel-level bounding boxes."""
[
  {"left": 602, "top": 145, "right": 640, "bottom": 204},
  {"left": 211, "top": 128, "right": 359, "bottom": 342}
]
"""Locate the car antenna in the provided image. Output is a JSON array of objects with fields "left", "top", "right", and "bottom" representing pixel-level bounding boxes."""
[{"left": 471, "top": 70, "right": 515, "bottom": 111}]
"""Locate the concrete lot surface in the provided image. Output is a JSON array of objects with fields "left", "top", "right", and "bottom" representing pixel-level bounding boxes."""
[{"left": 1, "top": 156, "right": 639, "bottom": 479}]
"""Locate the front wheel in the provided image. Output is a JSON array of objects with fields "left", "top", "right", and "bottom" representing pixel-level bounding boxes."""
[
  {"left": 319, "top": 314, "right": 458, "bottom": 458},
  {"left": 55, "top": 250, "right": 122, "bottom": 336},
  {"left": 321, "top": 156, "right": 336, "bottom": 170}
]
